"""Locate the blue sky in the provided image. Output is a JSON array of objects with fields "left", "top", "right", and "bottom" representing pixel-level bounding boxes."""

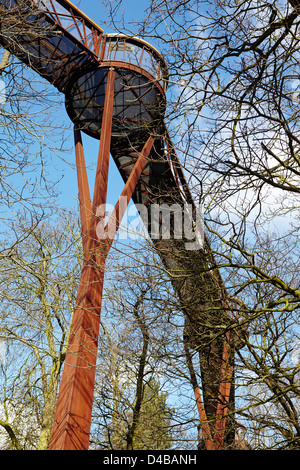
[{"left": 78, "top": 0, "right": 150, "bottom": 32}]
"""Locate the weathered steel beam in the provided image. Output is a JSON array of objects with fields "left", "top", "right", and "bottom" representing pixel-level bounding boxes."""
[{"left": 48, "top": 70, "right": 115, "bottom": 450}]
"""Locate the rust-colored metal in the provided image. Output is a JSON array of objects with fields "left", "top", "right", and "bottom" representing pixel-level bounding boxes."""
[
  {"left": 213, "top": 334, "right": 234, "bottom": 450},
  {"left": 185, "top": 326, "right": 235, "bottom": 450},
  {"left": 48, "top": 69, "right": 116, "bottom": 450},
  {"left": 93, "top": 68, "right": 115, "bottom": 210},
  {"left": 104, "top": 136, "right": 154, "bottom": 246},
  {"left": 49, "top": 70, "right": 155, "bottom": 450},
  {"left": 74, "top": 126, "right": 92, "bottom": 251},
  {"left": 185, "top": 344, "right": 233, "bottom": 450},
  {"left": 184, "top": 339, "right": 214, "bottom": 449}
]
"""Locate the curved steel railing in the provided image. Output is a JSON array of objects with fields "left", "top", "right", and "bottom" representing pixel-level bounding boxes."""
[{"left": 0, "top": 0, "right": 168, "bottom": 93}]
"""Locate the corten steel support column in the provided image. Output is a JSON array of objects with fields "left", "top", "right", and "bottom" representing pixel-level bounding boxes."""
[
  {"left": 48, "top": 68, "right": 115, "bottom": 451},
  {"left": 185, "top": 331, "right": 234, "bottom": 450},
  {"left": 49, "top": 68, "right": 154, "bottom": 450},
  {"left": 213, "top": 334, "right": 234, "bottom": 450},
  {"left": 184, "top": 339, "right": 214, "bottom": 450},
  {"left": 74, "top": 127, "right": 92, "bottom": 252}
]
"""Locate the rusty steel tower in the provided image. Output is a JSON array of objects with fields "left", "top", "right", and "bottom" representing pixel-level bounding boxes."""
[{"left": 0, "top": 0, "right": 246, "bottom": 450}]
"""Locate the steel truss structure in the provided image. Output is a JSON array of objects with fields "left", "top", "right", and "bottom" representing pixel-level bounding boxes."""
[{"left": 0, "top": 0, "right": 247, "bottom": 450}]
